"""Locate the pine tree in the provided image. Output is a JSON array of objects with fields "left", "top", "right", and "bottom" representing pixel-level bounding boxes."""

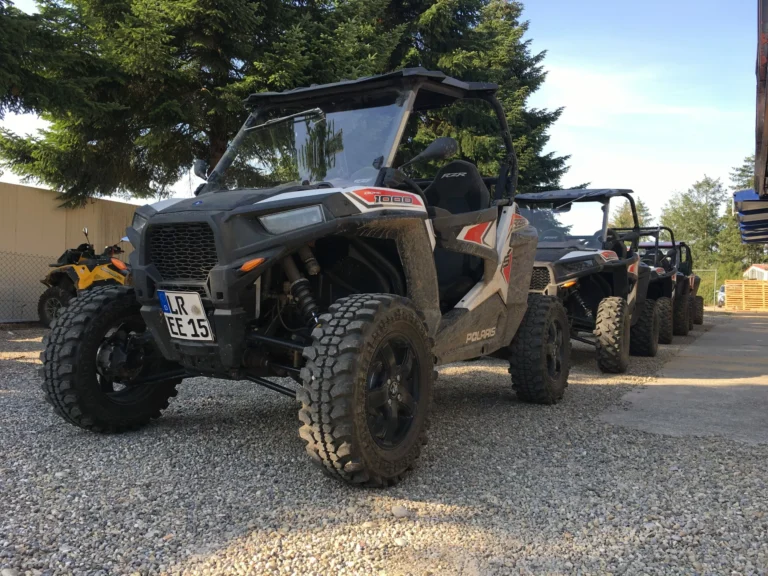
[
  {"left": 0, "top": 0, "right": 569, "bottom": 205},
  {"left": 729, "top": 154, "right": 754, "bottom": 191},
  {"left": 0, "top": 0, "right": 100, "bottom": 118},
  {"left": 609, "top": 197, "right": 653, "bottom": 229},
  {"left": 660, "top": 176, "right": 726, "bottom": 267}
]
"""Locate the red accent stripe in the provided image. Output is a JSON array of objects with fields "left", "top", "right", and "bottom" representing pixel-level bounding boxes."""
[
  {"left": 502, "top": 250, "right": 513, "bottom": 283},
  {"left": 463, "top": 221, "right": 492, "bottom": 244}
]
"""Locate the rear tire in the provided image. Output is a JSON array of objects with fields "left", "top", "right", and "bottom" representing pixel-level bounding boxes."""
[
  {"left": 38, "top": 285, "right": 73, "bottom": 328},
  {"left": 673, "top": 294, "right": 690, "bottom": 336},
  {"left": 687, "top": 295, "right": 694, "bottom": 330},
  {"left": 508, "top": 294, "right": 571, "bottom": 404},
  {"left": 299, "top": 294, "right": 434, "bottom": 487},
  {"left": 39, "top": 286, "right": 180, "bottom": 432},
  {"left": 657, "top": 297, "right": 673, "bottom": 344},
  {"left": 694, "top": 295, "right": 704, "bottom": 325},
  {"left": 594, "top": 296, "right": 630, "bottom": 373},
  {"left": 630, "top": 299, "right": 659, "bottom": 357}
]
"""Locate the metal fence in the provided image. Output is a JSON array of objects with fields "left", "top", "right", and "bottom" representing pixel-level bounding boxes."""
[{"left": 0, "top": 251, "right": 55, "bottom": 323}]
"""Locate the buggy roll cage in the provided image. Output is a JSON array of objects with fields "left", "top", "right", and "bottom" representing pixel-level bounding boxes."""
[
  {"left": 619, "top": 226, "right": 678, "bottom": 269},
  {"left": 516, "top": 189, "right": 641, "bottom": 249},
  {"left": 202, "top": 68, "right": 519, "bottom": 199}
]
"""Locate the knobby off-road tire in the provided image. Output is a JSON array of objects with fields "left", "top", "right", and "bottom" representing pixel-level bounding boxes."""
[
  {"left": 508, "top": 294, "right": 571, "bottom": 404},
  {"left": 673, "top": 293, "right": 690, "bottom": 336},
  {"left": 630, "top": 299, "right": 659, "bottom": 357},
  {"left": 594, "top": 296, "right": 631, "bottom": 373},
  {"left": 687, "top": 295, "right": 694, "bottom": 330},
  {"left": 694, "top": 295, "right": 704, "bottom": 325},
  {"left": 38, "top": 285, "right": 73, "bottom": 328},
  {"left": 298, "top": 294, "right": 434, "bottom": 487},
  {"left": 40, "top": 286, "right": 180, "bottom": 433},
  {"left": 656, "top": 297, "right": 673, "bottom": 344}
]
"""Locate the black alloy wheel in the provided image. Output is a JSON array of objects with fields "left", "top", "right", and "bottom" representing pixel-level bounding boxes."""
[
  {"left": 545, "top": 318, "right": 565, "bottom": 380},
  {"left": 365, "top": 335, "right": 420, "bottom": 449}
]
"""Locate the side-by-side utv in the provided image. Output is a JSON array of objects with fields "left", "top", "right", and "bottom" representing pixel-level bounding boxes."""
[
  {"left": 41, "top": 68, "right": 572, "bottom": 487},
  {"left": 516, "top": 189, "right": 657, "bottom": 373},
  {"left": 635, "top": 227, "right": 693, "bottom": 340}
]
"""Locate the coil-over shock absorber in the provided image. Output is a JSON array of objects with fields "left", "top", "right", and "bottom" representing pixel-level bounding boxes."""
[
  {"left": 572, "top": 289, "right": 593, "bottom": 319},
  {"left": 282, "top": 254, "right": 320, "bottom": 327}
]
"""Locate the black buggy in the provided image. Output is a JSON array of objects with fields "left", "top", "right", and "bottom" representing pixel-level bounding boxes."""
[
  {"left": 515, "top": 189, "right": 658, "bottom": 373},
  {"left": 41, "top": 69, "right": 572, "bottom": 487},
  {"left": 635, "top": 227, "right": 698, "bottom": 339}
]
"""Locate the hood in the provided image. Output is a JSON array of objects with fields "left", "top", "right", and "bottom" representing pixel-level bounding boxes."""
[
  {"left": 535, "top": 245, "right": 600, "bottom": 264},
  {"left": 154, "top": 184, "right": 336, "bottom": 214}
]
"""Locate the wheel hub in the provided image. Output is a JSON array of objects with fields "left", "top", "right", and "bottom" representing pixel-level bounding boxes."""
[{"left": 365, "top": 334, "right": 420, "bottom": 449}]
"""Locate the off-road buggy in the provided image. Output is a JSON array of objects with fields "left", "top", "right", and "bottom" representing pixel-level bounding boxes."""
[
  {"left": 515, "top": 189, "right": 658, "bottom": 373},
  {"left": 635, "top": 227, "right": 694, "bottom": 340},
  {"left": 38, "top": 227, "right": 129, "bottom": 327},
  {"left": 41, "top": 69, "right": 572, "bottom": 487}
]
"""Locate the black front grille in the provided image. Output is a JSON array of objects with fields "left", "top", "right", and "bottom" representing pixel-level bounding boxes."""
[
  {"left": 530, "top": 267, "right": 551, "bottom": 290},
  {"left": 147, "top": 223, "right": 217, "bottom": 281}
]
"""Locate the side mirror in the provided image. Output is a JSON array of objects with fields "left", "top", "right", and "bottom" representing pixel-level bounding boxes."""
[
  {"left": 193, "top": 159, "right": 209, "bottom": 180},
  {"left": 401, "top": 137, "right": 458, "bottom": 168},
  {"left": 82, "top": 227, "right": 90, "bottom": 243}
]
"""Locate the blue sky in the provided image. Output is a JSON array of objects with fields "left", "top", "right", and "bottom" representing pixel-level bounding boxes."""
[
  {"left": 524, "top": 0, "right": 755, "bottom": 217},
  {"left": 0, "top": 0, "right": 757, "bottom": 215}
]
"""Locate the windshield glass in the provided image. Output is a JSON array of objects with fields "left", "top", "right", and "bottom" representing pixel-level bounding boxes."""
[
  {"left": 216, "top": 93, "right": 408, "bottom": 190},
  {"left": 517, "top": 200, "right": 608, "bottom": 247}
]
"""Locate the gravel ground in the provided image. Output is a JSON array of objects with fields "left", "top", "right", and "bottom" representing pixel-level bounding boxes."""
[{"left": 2, "top": 312, "right": 767, "bottom": 576}]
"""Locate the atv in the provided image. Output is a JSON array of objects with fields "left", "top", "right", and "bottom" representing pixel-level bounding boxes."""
[
  {"left": 635, "top": 227, "right": 693, "bottom": 340},
  {"left": 40, "top": 68, "right": 571, "bottom": 487},
  {"left": 515, "top": 189, "right": 658, "bottom": 373},
  {"left": 38, "top": 227, "right": 130, "bottom": 327}
]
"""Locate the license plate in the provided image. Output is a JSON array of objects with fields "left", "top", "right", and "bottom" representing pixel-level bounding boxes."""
[{"left": 157, "top": 290, "right": 214, "bottom": 341}]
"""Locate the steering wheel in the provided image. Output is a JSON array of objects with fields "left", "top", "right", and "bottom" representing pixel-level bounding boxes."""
[{"left": 540, "top": 228, "right": 566, "bottom": 241}]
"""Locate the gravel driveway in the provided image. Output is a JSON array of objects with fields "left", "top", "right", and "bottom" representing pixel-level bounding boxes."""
[{"left": 1, "top": 314, "right": 767, "bottom": 576}]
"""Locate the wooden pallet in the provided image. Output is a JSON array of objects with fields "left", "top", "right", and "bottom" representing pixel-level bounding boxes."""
[{"left": 724, "top": 280, "right": 768, "bottom": 311}]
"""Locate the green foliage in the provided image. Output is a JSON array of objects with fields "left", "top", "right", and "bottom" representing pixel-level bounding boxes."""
[
  {"left": 660, "top": 176, "right": 726, "bottom": 267},
  {"left": 609, "top": 197, "right": 653, "bottom": 229},
  {"left": 0, "top": 0, "right": 103, "bottom": 118},
  {"left": 0, "top": 0, "right": 568, "bottom": 205},
  {"left": 657, "top": 159, "right": 768, "bottom": 305},
  {"left": 729, "top": 154, "right": 754, "bottom": 191}
]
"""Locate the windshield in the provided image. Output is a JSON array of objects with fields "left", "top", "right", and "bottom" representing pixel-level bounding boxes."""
[
  {"left": 214, "top": 93, "right": 409, "bottom": 190},
  {"left": 517, "top": 200, "right": 608, "bottom": 248}
]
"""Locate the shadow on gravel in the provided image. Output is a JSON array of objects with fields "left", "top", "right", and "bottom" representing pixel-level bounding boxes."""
[{"left": 4, "top": 321, "right": 763, "bottom": 576}]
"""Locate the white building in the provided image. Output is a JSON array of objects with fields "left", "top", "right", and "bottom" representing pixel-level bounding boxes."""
[{"left": 743, "top": 264, "right": 768, "bottom": 280}]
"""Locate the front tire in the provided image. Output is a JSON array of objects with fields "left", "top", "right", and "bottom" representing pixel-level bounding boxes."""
[
  {"left": 40, "top": 286, "right": 181, "bottom": 433},
  {"left": 594, "top": 297, "right": 631, "bottom": 373},
  {"left": 630, "top": 299, "right": 659, "bottom": 357},
  {"left": 657, "top": 297, "right": 673, "bottom": 344},
  {"left": 508, "top": 294, "right": 571, "bottom": 404},
  {"left": 673, "top": 294, "right": 690, "bottom": 336},
  {"left": 38, "top": 285, "right": 73, "bottom": 328},
  {"left": 694, "top": 295, "right": 704, "bottom": 325},
  {"left": 299, "top": 294, "right": 434, "bottom": 487}
]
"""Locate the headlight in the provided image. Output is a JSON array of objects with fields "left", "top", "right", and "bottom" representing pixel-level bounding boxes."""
[
  {"left": 259, "top": 205, "right": 325, "bottom": 235},
  {"left": 132, "top": 212, "right": 149, "bottom": 233}
]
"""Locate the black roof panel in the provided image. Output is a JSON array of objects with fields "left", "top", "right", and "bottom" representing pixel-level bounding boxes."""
[
  {"left": 244, "top": 68, "right": 498, "bottom": 108},
  {"left": 515, "top": 189, "right": 635, "bottom": 203}
]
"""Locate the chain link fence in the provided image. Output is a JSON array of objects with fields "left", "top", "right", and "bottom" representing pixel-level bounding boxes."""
[{"left": 0, "top": 251, "right": 55, "bottom": 323}]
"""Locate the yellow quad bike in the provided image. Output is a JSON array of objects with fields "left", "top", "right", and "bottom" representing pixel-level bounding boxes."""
[{"left": 38, "top": 227, "right": 131, "bottom": 327}]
